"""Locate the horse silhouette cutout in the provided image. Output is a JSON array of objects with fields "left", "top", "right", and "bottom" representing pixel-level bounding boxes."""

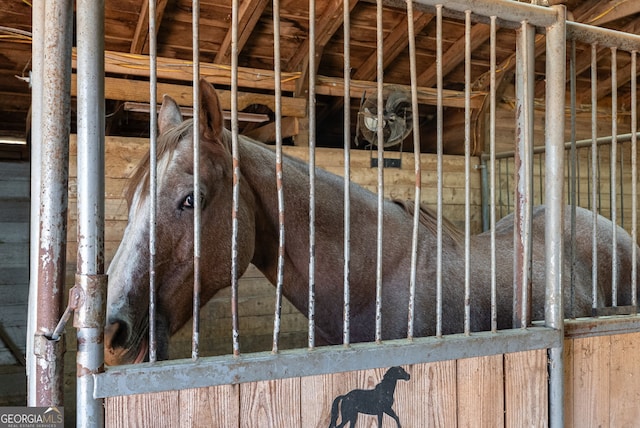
[{"left": 329, "top": 366, "right": 410, "bottom": 427}]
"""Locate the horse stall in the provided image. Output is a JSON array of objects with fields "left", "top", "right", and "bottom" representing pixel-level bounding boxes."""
[{"left": 7, "top": 0, "right": 640, "bottom": 426}]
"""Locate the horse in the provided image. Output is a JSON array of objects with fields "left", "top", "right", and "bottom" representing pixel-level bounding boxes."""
[
  {"left": 104, "top": 78, "right": 639, "bottom": 365},
  {"left": 328, "top": 366, "right": 410, "bottom": 428}
]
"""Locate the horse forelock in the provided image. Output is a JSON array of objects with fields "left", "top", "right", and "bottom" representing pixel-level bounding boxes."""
[{"left": 125, "top": 118, "right": 231, "bottom": 211}]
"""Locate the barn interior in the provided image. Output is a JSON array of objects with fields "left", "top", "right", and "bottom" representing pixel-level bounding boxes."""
[{"left": 1, "top": 0, "right": 640, "bottom": 416}]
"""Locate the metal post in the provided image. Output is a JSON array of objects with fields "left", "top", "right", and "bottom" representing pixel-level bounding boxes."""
[
  {"left": 544, "top": 6, "right": 566, "bottom": 428},
  {"left": 33, "top": 0, "right": 73, "bottom": 407},
  {"left": 75, "top": 0, "right": 106, "bottom": 426},
  {"left": 26, "top": 0, "right": 45, "bottom": 406},
  {"left": 513, "top": 20, "right": 535, "bottom": 328}
]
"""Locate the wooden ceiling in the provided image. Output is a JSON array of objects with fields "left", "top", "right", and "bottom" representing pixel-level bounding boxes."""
[{"left": 1, "top": 0, "right": 639, "bottom": 158}]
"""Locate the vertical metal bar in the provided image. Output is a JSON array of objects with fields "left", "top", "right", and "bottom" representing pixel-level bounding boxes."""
[
  {"left": 192, "top": 0, "right": 202, "bottom": 361},
  {"left": 610, "top": 47, "right": 619, "bottom": 306},
  {"left": 569, "top": 39, "right": 577, "bottom": 313},
  {"left": 230, "top": 0, "right": 241, "bottom": 356},
  {"left": 590, "top": 42, "right": 599, "bottom": 310},
  {"left": 35, "top": 0, "right": 73, "bottom": 407},
  {"left": 513, "top": 20, "right": 534, "bottom": 328},
  {"left": 489, "top": 15, "right": 498, "bottom": 333},
  {"left": 435, "top": 3, "right": 444, "bottom": 338},
  {"left": 272, "top": 0, "right": 285, "bottom": 353},
  {"left": 308, "top": 0, "right": 317, "bottom": 349},
  {"left": 76, "top": 0, "right": 105, "bottom": 425},
  {"left": 342, "top": 0, "right": 352, "bottom": 347},
  {"left": 148, "top": 0, "right": 158, "bottom": 365},
  {"left": 463, "top": 10, "right": 472, "bottom": 336},
  {"left": 375, "top": 0, "right": 384, "bottom": 343},
  {"left": 631, "top": 51, "right": 638, "bottom": 308},
  {"left": 406, "top": 0, "right": 422, "bottom": 339},
  {"left": 27, "top": 0, "right": 45, "bottom": 406},
  {"left": 545, "top": 6, "right": 566, "bottom": 428}
]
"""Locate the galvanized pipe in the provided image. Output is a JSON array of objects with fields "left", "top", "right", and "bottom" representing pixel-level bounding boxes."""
[
  {"left": 192, "top": 0, "right": 202, "bottom": 360},
  {"left": 308, "top": 0, "right": 317, "bottom": 349},
  {"left": 435, "top": 4, "right": 444, "bottom": 338},
  {"left": 342, "top": 0, "right": 352, "bottom": 346},
  {"left": 76, "top": 0, "right": 106, "bottom": 425},
  {"left": 230, "top": 0, "right": 241, "bottom": 356},
  {"left": 375, "top": 0, "right": 384, "bottom": 343},
  {"left": 544, "top": 6, "right": 566, "bottom": 427},
  {"left": 569, "top": 39, "right": 577, "bottom": 311},
  {"left": 591, "top": 41, "right": 600, "bottom": 310},
  {"left": 610, "top": 47, "right": 619, "bottom": 306},
  {"left": 463, "top": 9, "right": 472, "bottom": 335},
  {"left": 34, "top": 0, "right": 73, "bottom": 407},
  {"left": 513, "top": 20, "right": 535, "bottom": 328},
  {"left": 489, "top": 15, "right": 498, "bottom": 333},
  {"left": 272, "top": 0, "right": 285, "bottom": 353},
  {"left": 632, "top": 51, "right": 638, "bottom": 308},
  {"left": 147, "top": 0, "right": 158, "bottom": 363},
  {"left": 27, "top": 0, "right": 45, "bottom": 406},
  {"left": 406, "top": 0, "right": 422, "bottom": 339}
]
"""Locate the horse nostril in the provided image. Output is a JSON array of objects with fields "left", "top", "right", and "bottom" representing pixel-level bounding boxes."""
[{"left": 105, "top": 320, "right": 129, "bottom": 350}]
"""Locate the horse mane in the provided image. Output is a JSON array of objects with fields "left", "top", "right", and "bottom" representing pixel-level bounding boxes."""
[{"left": 392, "top": 199, "right": 464, "bottom": 247}]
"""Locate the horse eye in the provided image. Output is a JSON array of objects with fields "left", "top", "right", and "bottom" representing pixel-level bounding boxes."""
[
  {"left": 179, "top": 192, "right": 205, "bottom": 211},
  {"left": 180, "top": 193, "right": 194, "bottom": 210}
]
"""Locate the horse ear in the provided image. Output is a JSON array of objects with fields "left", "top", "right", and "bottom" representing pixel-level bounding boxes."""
[
  {"left": 198, "top": 79, "right": 224, "bottom": 142},
  {"left": 158, "top": 95, "right": 183, "bottom": 134}
]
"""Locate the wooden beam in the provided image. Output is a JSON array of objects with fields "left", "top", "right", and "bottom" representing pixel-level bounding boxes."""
[
  {"left": 243, "top": 117, "right": 300, "bottom": 143},
  {"left": 288, "top": 0, "right": 359, "bottom": 72},
  {"left": 130, "top": 0, "right": 170, "bottom": 55},
  {"left": 418, "top": 23, "right": 491, "bottom": 88},
  {"left": 578, "top": 0, "right": 640, "bottom": 26},
  {"left": 354, "top": 12, "right": 434, "bottom": 81},
  {"left": 215, "top": 0, "right": 269, "bottom": 64},
  {"left": 70, "top": 75, "right": 308, "bottom": 118},
  {"left": 78, "top": 50, "right": 302, "bottom": 93},
  {"left": 314, "top": 75, "right": 486, "bottom": 109}
]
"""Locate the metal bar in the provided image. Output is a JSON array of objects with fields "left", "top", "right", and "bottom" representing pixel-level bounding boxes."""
[
  {"left": 230, "top": 0, "right": 241, "bottom": 357},
  {"left": 435, "top": 4, "right": 444, "bottom": 338},
  {"left": 631, "top": 51, "right": 638, "bottom": 308},
  {"left": 410, "top": 0, "right": 558, "bottom": 28},
  {"left": 591, "top": 44, "right": 599, "bottom": 310},
  {"left": 544, "top": 6, "right": 566, "bottom": 428},
  {"left": 272, "top": 0, "right": 285, "bottom": 353},
  {"left": 94, "top": 327, "right": 561, "bottom": 398},
  {"left": 147, "top": 0, "right": 158, "bottom": 363},
  {"left": 610, "top": 47, "right": 619, "bottom": 307},
  {"left": 569, "top": 39, "right": 577, "bottom": 313},
  {"left": 27, "top": 0, "right": 45, "bottom": 406},
  {"left": 489, "top": 15, "right": 498, "bottom": 333},
  {"left": 463, "top": 9, "right": 472, "bottom": 335},
  {"left": 342, "top": 0, "right": 352, "bottom": 347},
  {"left": 567, "top": 21, "right": 640, "bottom": 52},
  {"left": 35, "top": 0, "right": 73, "bottom": 407},
  {"left": 375, "top": 0, "right": 384, "bottom": 343},
  {"left": 76, "top": 0, "right": 105, "bottom": 425},
  {"left": 406, "top": 0, "right": 422, "bottom": 340},
  {"left": 308, "top": 0, "right": 317, "bottom": 349},
  {"left": 191, "top": 0, "right": 202, "bottom": 361},
  {"left": 513, "top": 20, "right": 534, "bottom": 328}
]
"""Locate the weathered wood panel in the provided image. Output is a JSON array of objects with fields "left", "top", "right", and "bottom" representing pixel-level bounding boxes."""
[{"left": 104, "top": 351, "right": 547, "bottom": 427}]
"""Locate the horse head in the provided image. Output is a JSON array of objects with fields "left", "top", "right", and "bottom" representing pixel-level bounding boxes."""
[{"left": 104, "top": 80, "right": 257, "bottom": 365}]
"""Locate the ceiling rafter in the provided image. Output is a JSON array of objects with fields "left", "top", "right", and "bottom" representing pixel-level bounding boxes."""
[
  {"left": 130, "top": 0, "right": 170, "bottom": 55},
  {"left": 215, "top": 0, "right": 269, "bottom": 65},
  {"left": 418, "top": 23, "right": 491, "bottom": 88},
  {"left": 577, "top": 0, "right": 640, "bottom": 26}
]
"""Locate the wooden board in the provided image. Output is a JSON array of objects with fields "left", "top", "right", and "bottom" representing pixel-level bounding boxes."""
[{"left": 104, "top": 352, "right": 544, "bottom": 427}]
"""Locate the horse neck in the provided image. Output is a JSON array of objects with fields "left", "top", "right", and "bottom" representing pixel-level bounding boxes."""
[{"left": 376, "top": 376, "right": 399, "bottom": 396}]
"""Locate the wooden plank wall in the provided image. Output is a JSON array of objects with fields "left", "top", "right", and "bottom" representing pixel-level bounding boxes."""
[{"left": 105, "top": 350, "right": 548, "bottom": 428}]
